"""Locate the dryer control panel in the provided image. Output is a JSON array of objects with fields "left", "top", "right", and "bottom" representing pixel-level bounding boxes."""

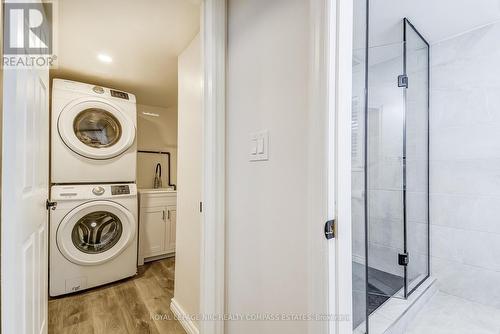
[
  {"left": 111, "top": 185, "right": 130, "bottom": 195},
  {"left": 110, "top": 89, "right": 129, "bottom": 100}
]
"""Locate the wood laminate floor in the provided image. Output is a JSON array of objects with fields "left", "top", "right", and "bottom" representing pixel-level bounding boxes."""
[{"left": 48, "top": 257, "right": 186, "bottom": 334}]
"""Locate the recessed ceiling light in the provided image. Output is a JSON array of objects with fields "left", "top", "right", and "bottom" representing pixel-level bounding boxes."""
[
  {"left": 142, "top": 112, "right": 160, "bottom": 117},
  {"left": 97, "top": 53, "right": 113, "bottom": 63}
]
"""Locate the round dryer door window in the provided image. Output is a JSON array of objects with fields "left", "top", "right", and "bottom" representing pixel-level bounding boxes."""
[
  {"left": 57, "top": 201, "right": 136, "bottom": 266},
  {"left": 58, "top": 97, "right": 135, "bottom": 160},
  {"left": 73, "top": 109, "right": 122, "bottom": 149}
]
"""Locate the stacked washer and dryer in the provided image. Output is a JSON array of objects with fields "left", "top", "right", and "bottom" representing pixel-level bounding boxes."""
[{"left": 49, "top": 79, "right": 138, "bottom": 296}]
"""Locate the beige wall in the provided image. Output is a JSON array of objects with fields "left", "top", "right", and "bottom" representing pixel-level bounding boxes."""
[
  {"left": 226, "top": 1, "right": 311, "bottom": 333},
  {"left": 136, "top": 104, "right": 178, "bottom": 189},
  {"left": 173, "top": 33, "right": 201, "bottom": 326}
]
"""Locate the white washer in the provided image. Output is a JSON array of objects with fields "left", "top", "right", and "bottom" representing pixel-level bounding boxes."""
[
  {"left": 49, "top": 183, "right": 138, "bottom": 296},
  {"left": 51, "top": 79, "right": 137, "bottom": 183}
]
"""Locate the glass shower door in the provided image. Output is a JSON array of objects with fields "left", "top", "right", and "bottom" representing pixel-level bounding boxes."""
[
  {"left": 403, "top": 18, "right": 430, "bottom": 297},
  {"left": 366, "top": 40, "right": 406, "bottom": 306}
]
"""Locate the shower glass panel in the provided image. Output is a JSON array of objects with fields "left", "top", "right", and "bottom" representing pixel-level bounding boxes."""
[
  {"left": 352, "top": 13, "right": 430, "bottom": 334},
  {"left": 351, "top": 0, "right": 367, "bottom": 331},
  {"left": 403, "top": 18, "right": 430, "bottom": 295}
]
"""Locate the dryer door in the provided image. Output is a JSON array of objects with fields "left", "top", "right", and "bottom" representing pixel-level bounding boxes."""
[
  {"left": 58, "top": 97, "right": 136, "bottom": 160},
  {"left": 57, "top": 201, "right": 136, "bottom": 266}
]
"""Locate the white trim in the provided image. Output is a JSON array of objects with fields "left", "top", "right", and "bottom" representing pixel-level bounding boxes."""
[
  {"left": 307, "top": 0, "right": 331, "bottom": 333},
  {"left": 329, "top": 0, "right": 353, "bottom": 333},
  {"left": 171, "top": 298, "right": 200, "bottom": 334},
  {"left": 200, "top": 1, "right": 226, "bottom": 334}
]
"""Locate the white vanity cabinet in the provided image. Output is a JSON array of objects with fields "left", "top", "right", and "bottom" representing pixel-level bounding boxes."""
[{"left": 138, "top": 189, "right": 177, "bottom": 265}]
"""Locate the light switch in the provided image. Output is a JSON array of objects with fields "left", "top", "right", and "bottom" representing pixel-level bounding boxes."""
[
  {"left": 257, "top": 138, "right": 265, "bottom": 154},
  {"left": 250, "top": 139, "right": 258, "bottom": 155},
  {"left": 249, "top": 130, "right": 269, "bottom": 162}
]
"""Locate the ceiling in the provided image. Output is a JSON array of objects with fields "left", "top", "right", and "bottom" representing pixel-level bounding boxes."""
[
  {"left": 51, "top": 0, "right": 201, "bottom": 108},
  {"left": 354, "top": 0, "right": 500, "bottom": 62}
]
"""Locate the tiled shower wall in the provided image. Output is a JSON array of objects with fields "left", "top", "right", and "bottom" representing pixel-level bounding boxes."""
[{"left": 431, "top": 21, "right": 500, "bottom": 309}]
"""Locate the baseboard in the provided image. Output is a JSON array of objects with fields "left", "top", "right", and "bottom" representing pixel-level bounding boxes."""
[{"left": 170, "top": 298, "right": 199, "bottom": 334}]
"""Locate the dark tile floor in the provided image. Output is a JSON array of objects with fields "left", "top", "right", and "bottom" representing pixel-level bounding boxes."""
[{"left": 352, "top": 262, "right": 404, "bottom": 329}]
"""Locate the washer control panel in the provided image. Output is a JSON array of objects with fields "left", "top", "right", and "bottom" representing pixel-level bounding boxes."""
[
  {"left": 92, "top": 186, "right": 105, "bottom": 196},
  {"left": 111, "top": 185, "right": 130, "bottom": 195}
]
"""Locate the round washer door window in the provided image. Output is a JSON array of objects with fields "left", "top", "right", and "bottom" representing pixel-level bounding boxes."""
[
  {"left": 71, "top": 211, "right": 123, "bottom": 254},
  {"left": 57, "top": 201, "right": 136, "bottom": 266},
  {"left": 58, "top": 97, "right": 135, "bottom": 160}
]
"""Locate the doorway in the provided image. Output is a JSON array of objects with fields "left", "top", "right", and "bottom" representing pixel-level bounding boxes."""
[{"left": 1, "top": 1, "right": 226, "bottom": 334}]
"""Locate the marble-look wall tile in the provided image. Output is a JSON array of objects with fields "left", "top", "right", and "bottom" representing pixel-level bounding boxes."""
[
  {"left": 432, "top": 225, "right": 500, "bottom": 272},
  {"left": 431, "top": 159, "right": 500, "bottom": 196},
  {"left": 431, "top": 257, "right": 500, "bottom": 309},
  {"left": 431, "top": 124, "right": 500, "bottom": 161},
  {"left": 430, "top": 193, "right": 500, "bottom": 234},
  {"left": 431, "top": 21, "right": 500, "bottom": 308}
]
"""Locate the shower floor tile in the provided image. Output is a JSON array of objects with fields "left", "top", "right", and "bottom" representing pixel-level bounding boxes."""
[
  {"left": 405, "top": 292, "right": 500, "bottom": 334},
  {"left": 352, "top": 262, "right": 405, "bottom": 329}
]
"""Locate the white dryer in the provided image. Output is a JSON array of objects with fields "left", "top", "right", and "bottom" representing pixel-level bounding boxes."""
[
  {"left": 51, "top": 79, "right": 137, "bottom": 183},
  {"left": 49, "top": 183, "right": 138, "bottom": 296}
]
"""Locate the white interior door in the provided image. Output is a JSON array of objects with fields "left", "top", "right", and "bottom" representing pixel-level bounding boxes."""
[{"left": 1, "top": 9, "right": 50, "bottom": 334}]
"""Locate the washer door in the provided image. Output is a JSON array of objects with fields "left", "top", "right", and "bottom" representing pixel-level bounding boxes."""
[
  {"left": 58, "top": 97, "right": 135, "bottom": 160},
  {"left": 57, "top": 201, "right": 136, "bottom": 266}
]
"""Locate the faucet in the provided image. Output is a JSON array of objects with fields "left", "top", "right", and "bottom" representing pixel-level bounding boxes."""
[{"left": 153, "top": 163, "right": 162, "bottom": 189}]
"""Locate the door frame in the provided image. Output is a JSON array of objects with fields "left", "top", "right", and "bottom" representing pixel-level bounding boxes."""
[
  {"left": 306, "top": 0, "right": 354, "bottom": 333},
  {"left": 320, "top": 0, "right": 354, "bottom": 333},
  {"left": 199, "top": 1, "right": 226, "bottom": 334},
  {"left": 0, "top": 2, "right": 227, "bottom": 334},
  {"left": 330, "top": 1, "right": 354, "bottom": 333}
]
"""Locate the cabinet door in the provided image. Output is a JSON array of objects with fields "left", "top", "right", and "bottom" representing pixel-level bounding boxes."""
[
  {"left": 141, "top": 207, "right": 168, "bottom": 258},
  {"left": 166, "top": 206, "right": 177, "bottom": 252}
]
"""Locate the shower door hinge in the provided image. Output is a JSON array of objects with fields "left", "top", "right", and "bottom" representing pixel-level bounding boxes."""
[
  {"left": 398, "top": 74, "right": 408, "bottom": 88},
  {"left": 324, "top": 219, "right": 335, "bottom": 240},
  {"left": 398, "top": 253, "right": 409, "bottom": 266}
]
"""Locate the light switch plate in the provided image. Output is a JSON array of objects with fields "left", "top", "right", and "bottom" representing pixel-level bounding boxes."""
[{"left": 249, "top": 130, "right": 269, "bottom": 161}]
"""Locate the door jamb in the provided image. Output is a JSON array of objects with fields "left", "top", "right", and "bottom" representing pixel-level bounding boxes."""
[
  {"left": 200, "top": 1, "right": 226, "bottom": 334},
  {"left": 328, "top": 0, "right": 354, "bottom": 333},
  {"left": 307, "top": 0, "right": 354, "bottom": 333}
]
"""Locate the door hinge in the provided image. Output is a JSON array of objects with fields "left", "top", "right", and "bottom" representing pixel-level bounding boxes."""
[
  {"left": 398, "top": 74, "right": 408, "bottom": 88},
  {"left": 324, "top": 220, "right": 335, "bottom": 240},
  {"left": 46, "top": 200, "right": 57, "bottom": 210},
  {"left": 398, "top": 253, "right": 409, "bottom": 266}
]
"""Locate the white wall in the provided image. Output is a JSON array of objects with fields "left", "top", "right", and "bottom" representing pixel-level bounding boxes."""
[
  {"left": 137, "top": 104, "right": 178, "bottom": 189},
  {"left": 431, "top": 22, "right": 500, "bottom": 309},
  {"left": 173, "top": 33, "right": 202, "bottom": 326},
  {"left": 226, "top": 1, "right": 310, "bottom": 333}
]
